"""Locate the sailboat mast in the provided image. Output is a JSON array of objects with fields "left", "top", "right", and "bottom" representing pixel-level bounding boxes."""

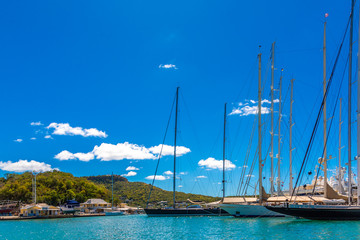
[
  {"left": 277, "top": 72, "right": 282, "bottom": 196},
  {"left": 323, "top": 17, "right": 328, "bottom": 198},
  {"left": 173, "top": 87, "right": 179, "bottom": 208},
  {"left": 357, "top": 2, "right": 360, "bottom": 205},
  {"left": 289, "top": 78, "right": 294, "bottom": 193},
  {"left": 34, "top": 173, "right": 37, "bottom": 204},
  {"left": 223, "top": 103, "right": 227, "bottom": 199},
  {"left": 339, "top": 98, "right": 343, "bottom": 193},
  {"left": 270, "top": 42, "right": 275, "bottom": 196},
  {"left": 258, "top": 51, "right": 263, "bottom": 203},
  {"left": 348, "top": 0, "right": 354, "bottom": 205}
]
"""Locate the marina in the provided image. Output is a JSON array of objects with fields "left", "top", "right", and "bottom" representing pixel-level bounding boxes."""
[
  {"left": 1, "top": 215, "right": 360, "bottom": 240},
  {"left": 2, "top": 0, "right": 360, "bottom": 238}
]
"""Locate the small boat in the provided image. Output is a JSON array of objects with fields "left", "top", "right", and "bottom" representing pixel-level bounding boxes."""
[
  {"left": 60, "top": 200, "right": 80, "bottom": 214},
  {"left": 104, "top": 208, "right": 125, "bottom": 216}
]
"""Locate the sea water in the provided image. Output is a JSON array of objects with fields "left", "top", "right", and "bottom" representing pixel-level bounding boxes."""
[{"left": 0, "top": 215, "right": 359, "bottom": 239}]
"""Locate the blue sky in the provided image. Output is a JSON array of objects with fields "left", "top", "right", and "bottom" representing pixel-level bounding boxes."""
[{"left": 0, "top": 0, "right": 357, "bottom": 197}]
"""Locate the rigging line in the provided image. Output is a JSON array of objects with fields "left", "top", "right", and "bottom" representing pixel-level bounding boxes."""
[
  {"left": 146, "top": 94, "right": 176, "bottom": 207},
  {"left": 179, "top": 91, "right": 205, "bottom": 156},
  {"left": 312, "top": 54, "right": 349, "bottom": 195},
  {"left": 291, "top": 13, "right": 351, "bottom": 201},
  {"left": 237, "top": 116, "right": 257, "bottom": 195}
]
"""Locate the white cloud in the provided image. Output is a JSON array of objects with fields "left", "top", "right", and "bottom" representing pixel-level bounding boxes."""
[
  {"left": 179, "top": 172, "right": 187, "bottom": 175},
  {"left": 93, "top": 142, "right": 156, "bottom": 161},
  {"left": 230, "top": 99, "right": 278, "bottom": 116},
  {"left": 121, "top": 171, "right": 137, "bottom": 177},
  {"left": 44, "top": 135, "right": 53, "bottom": 139},
  {"left": 47, "top": 123, "right": 107, "bottom": 138},
  {"left": 230, "top": 105, "right": 270, "bottom": 116},
  {"left": 73, "top": 152, "right": 95, "bottom": 162},
  {"left": 196, "top": 175, "right": 207, "bottom": 179},
  {"left": 159, "top": 64, "right": 177, "bottom": 69},
  {"left": 164, "top": 170, "right": 173, "bottom": 175},
  {"left": 30, "top": 137, "right": 36, "bottom": 140},
  {"left": 148, "top": 144, "right": 191, "bottom": 157},
  {"left": 14, "top": 139, "right": 23, "bottom": 143},
  {"left": 54, "top": 142, "right": 191, "bottom": 162},
  {"left": 0, "top": 160, "right": 56, "bottom": 172},
  {"left": 145, "top": 175, "right": 170, "bottom": 180},
  {"left": 54, "top": 150, "right": 94, "bottom": 162},
  {"left": 246, "top": 174, "right": 255, "bottom": 178},
  {"left": 55, "top": 150, "right": 76, "bottom": 161},
  {"left": 178, "top": 185, "right": 183, "bottom": 188},
  {"left": 126, "top": 166, "right": 139, "bottom": 171},
  {"left": 198, "top": 157, "right": 236, "bottom": 170},
  {"left": 30, "top": 121, "right": 43, "bottom": 126}
]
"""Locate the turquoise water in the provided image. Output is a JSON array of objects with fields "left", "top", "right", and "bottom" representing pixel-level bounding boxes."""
[{"left": 0, "top": 215, "right": 359, "bottom": 239}]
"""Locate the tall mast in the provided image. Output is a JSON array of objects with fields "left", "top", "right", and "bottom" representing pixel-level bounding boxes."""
[
  {"left": 289, "top": 78, "right": 294, "bottom": 193},
  {"left": 357, "top": 1, "right": 360, "bottom": 205},
  {"left": 270, "top": 42, "right": 275, "bottom": 196},
  {"left": 348, "top": 0, "right": 354, "bottom": 205},
  {"left": 323, "top": 17, "right": 328, "bottom": 198},
  {"left": 33, "top": 172, "right": 37, "bottom": 204},
  {"left": 277, "top": 71, "right": 282, "bottom": 196},
  {"left": 112, "top": 172, "right": 114, "bottom": 207},
  {"left": 173, "top": 87, "right": 179, "bottom": 208},
  {"left": 222, "top": 103, "right": 227, "bottom": 199},
  {"left": 258, "top": 50, "right": 263, "bottom": 203},
  {"left": 339, "top": 98, "right": 343, "bottom": 193}
]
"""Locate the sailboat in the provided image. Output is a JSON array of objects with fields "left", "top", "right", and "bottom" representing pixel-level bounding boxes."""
[
  {"left": 144, "top": 87, "right": 228, "bottom": 216},
  {"left": 220, "top": 47, "right": 285, "bottom": 217},
  {"left": 266, "top": 0, "right": 360, "bottom": 220},
  {"left": 105, "top": 173, "right": 125, "bottom": 216}
]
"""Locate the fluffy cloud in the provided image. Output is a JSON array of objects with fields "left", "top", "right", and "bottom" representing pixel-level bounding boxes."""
[
  {"left": 145, "top": 175, "right": 170, "bottom": 180},
  {"left": 198, "top": 157, "right": 236, "bottom": 170},
  {"left": 126, "top": 166, "right": 139, "bottom": 171},
  {"left": 230, "top": 99, "right": 278, "bottom": 116},
  {"left": 158, "top": 64, "right": 177, "bottom": 69},
  {"left": 14, "top": 139, "right": 23, "bottom": 143},
  {"left": 196, "top": 175, "right": 207, "bottom": 179},
  {"left": 47, "top": 123, "right": 107, "bottom": 138},
  {"left": 44, "top": 135, "right": 53, "bottom": 139},
  {"left": 54, "top": 142, "right": 191, "bottom": 162},
  {"left": 93, "top": 143, "right": 156, "bottom": 161},
  {"left": 0, "top": 160, "right": 56, "bottom": 172},
  {"left": 73, "top": 153, "right": 95, "bottom": 162},
  {"left": 121, "top": 171, "right": 137, "bottom": 177},
  {"left": 54, "top": 150, "right": 94, "bottom": 162},
  {"left": 30, "top": 121, "right": 43, "bottom": 126},
  {"left": 55, "top": 150, "right": 76, "bottom": 160},
  {"left": 148, "top": 144, "right": 191, "bottom": 157},
  {"left": 164, "top": 170, "right": 173, "bottom": 175},
  {"left": 30, "top": 137, "right": 36, "bottom": 140}
]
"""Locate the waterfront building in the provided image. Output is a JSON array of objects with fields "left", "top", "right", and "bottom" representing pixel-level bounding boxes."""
[
  {"left": 81, "top": 199, "right": 111, "bottom": 213},
  {"left": 20, "top": 204, "right": 60, "bottom": 217}
]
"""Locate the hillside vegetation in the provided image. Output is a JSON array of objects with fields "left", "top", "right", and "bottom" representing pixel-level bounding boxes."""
[
  {"left": 86, "top": 175, "right": 221, "bottom": 207},
  {"left": 0, "top": 172, "right": 220, "bottom": 208},
  {"left": 0, "top": 171, "right": 109, "bottom": 206}
]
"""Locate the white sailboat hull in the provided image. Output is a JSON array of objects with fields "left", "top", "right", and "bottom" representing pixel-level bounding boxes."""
[{"left": 219, "top": 204, "right": 285, "bottom": 218}]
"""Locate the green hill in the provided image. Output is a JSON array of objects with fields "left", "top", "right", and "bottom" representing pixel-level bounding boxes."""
[
  {"left": 0, "top": 171, "right": 109, "bottom": 206},
  {"left": 86, "top": 175, "right": 221, "bottom": 208},
  {"left": 0, "top": 172, "right": 220, "bottom": 208}
]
